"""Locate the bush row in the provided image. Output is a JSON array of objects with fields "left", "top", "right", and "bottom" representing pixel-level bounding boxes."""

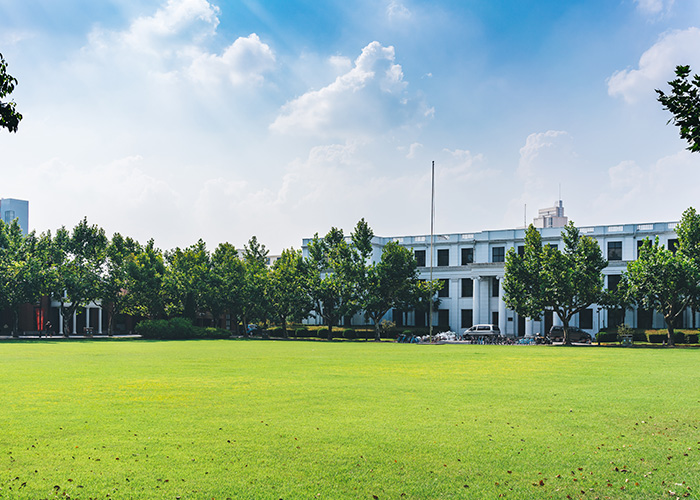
[
  {"left": 596, "top": 330, "right": 699, "bottom": 344},
  {"left": 135, "top": 318, "right": 231, "bottom": 340}
]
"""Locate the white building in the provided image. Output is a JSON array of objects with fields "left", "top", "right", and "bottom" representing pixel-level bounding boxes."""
[{"left": 302, "top": 201, "right": 688, "bottom": 335}]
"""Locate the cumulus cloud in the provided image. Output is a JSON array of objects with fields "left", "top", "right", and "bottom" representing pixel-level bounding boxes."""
[
  {"left": 270, "top": 41, "right": 428, "bottom": 139},
  {"left": 608, "top": 27, "right": 700, "bottom": 104},
  {"left": 83, "top": 0, "right": 275, "bottom": 88}
]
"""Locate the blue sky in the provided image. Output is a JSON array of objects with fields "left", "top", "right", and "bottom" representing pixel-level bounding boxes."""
[{"left": 1, "top": 0, "right": 700, "bottom": 252}]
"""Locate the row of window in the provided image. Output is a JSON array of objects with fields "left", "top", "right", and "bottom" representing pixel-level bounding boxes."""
[{"left": 414, "top": 238, "right": 680, "bottom": 267}]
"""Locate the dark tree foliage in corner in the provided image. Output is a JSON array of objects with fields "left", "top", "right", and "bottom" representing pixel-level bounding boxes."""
[
  {"left": 656, "top": 65, "right": 700, "bottom": 153},
  {"left": 0, "top": 53, "right": 22, "bottom": 133}
]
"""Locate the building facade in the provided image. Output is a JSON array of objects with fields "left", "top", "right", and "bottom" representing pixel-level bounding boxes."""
[
  {"left": 302, "top": 202, "right": 690, "bottom": 336},
  {"left": 0, "top": 198, "right": 29, "bottom": 235}
]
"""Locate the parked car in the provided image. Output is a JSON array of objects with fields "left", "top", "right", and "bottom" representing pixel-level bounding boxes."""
[
  {"left": 463, "top": 324, "right": 501, "bottom": 337},
  {"left": 547, "top": 326, "right": 592, "bottom": 343}
]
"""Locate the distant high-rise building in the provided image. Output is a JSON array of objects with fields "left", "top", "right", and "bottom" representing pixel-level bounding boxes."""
[
  {"left": 533, "top": 199, "right": 568, "bottom": 229},
  {"left": 0, "top": 198, "right": 29, "bottom": 235}
]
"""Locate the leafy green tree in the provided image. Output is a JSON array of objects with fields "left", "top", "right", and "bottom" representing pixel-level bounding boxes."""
[
  {"left": 625, "top": 237, "right": 697, "bottom": 346},
  {"left": 503, "top": 225, "right": 546, "bottom": 322},
  {"left": 164, "top": 240, "right": 212, "bottom": 321},
  {"left": 269, "top": 248, "right": 313, "bottom": 337},
  {"left": 209, "top": 242, "right": 245, "bottom": 331},
  {"left": 100, "top": 233, "right": 140, "bottom": 334},
  {"left": 48, "top": 218, "right": 108, "bottom": 335},
  {"left": 0, "top": 52, "right": 22, "bottom": 133},
  {"left": 504, "top": 223, "right": 607, "bottom": 345},
  {"left": 676, "top": 206, "right": 700, "bottom": 327},
  {"left": 657, "top": 65, "right": 700, "bottom": 152},
  {"left": 241, "top": 236, "right": 271, "bottom": 332},
  {"left": 362, "top": 241, "right": 421, "bottom": 340},
  {"left": 0, "top": 221, "right": 47, "bottom": 333},
  {"left": 307, "top": 226, "right": 365, "bottom": 339},
  {"left": 125, "top": 239, "right": 167, "bottom": 320}
]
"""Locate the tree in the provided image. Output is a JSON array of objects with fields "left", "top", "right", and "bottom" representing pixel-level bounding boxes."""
[
  {"left": 0, "top": 221, "right": 47, "bottom": 333},
  {"left": 164, "top": 240, "right": 212, "bottom": 321},
  {"left": 307, "top": 226, "right": 361, "bottom": 339},
  {"left": 100, "top": 233, "right": 140, "bottom": 335},
  {"left": 241, "top": 236, "right": 270, "bottom": 332},
  {"left": 624, "top": 237, "right": 696, "bottom": 346},
  {"left": 503, "top": 223, "right": 607, "bottom": 345},
  {"left": 124, "top": 239, "right": 167, "bottom": 320},
  {"left": 48, "top": 218, "right": 108, "bottom": 335},
  {"left": 656, "top": 65, "right": 700, "bottom": 153},
  {"left": 0, "top": 53, "right": 22, "bottom": 133},
  {"left": 676, "top": 206, "right": 700, "bottom": 327},
  {"left": 269, "top": 248, "right": 313, "bottom": 337},
  {"left": 209, "top": 242, "right": 245, "bottom": 331},
  {"left": 361, "top": 241, "right": 421, "bottom": 340}
]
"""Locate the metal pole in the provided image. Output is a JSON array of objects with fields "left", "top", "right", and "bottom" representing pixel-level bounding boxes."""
[{"left": 429, "top": 161, "right": 434, "bottom": 342}]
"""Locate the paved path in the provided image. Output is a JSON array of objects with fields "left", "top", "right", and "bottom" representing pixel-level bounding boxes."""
[{"left": 0, "top": 334, "right": 141, "bottom": 340}]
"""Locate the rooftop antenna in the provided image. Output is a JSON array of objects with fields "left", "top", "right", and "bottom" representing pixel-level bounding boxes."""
[{"left": 429, "top": 160, "right": 435, "bottom": 343}]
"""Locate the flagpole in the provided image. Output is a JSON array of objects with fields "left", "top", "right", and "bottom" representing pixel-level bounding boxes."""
[{"left": 429, "top": 160, "right": 434, "bottom": 342}]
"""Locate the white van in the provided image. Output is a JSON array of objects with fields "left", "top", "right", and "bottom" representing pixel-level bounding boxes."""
[{"left": 463, "top": 324, "right": 501, "bottom": 337}]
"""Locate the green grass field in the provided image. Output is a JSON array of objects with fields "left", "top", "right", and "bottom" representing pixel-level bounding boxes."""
[{"left": 0, "top": 340, "right": 698, "bottom": 499}]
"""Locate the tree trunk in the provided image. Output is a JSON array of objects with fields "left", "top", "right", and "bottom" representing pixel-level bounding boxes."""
[{"left": 665, "top": 317, "right": 676, "bottom": 347}]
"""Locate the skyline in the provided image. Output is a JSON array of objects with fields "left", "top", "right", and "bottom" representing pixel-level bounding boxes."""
[{"left": 1, "top": 0, "right": 700, "bottom": 253}]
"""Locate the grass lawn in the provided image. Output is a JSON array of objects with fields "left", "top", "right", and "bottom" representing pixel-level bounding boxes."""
[{"left": 0, "top": 340, "right": 698, "bottom": 499}]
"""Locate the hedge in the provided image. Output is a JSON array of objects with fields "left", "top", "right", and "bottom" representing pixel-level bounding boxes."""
[{"left": 136, "top": 318, "right": 231, "bottom": 340}]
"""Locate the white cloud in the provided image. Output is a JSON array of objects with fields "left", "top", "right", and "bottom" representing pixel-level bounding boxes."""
[
  {"left": 608, "top": 27, "right": 700, "bottom": 104},
  {"left": 634, "top": 0, "right": 674, "bottom": 16},
  {"left": 188, "top": 33, "right": 275, "bottom": 86},
  {"left": 270, "top": 41, "right": 427, "bottom": 139},
  {"left": 518, "top": 130, "right": 572, "bottom": 180},
  {"left": 82, "top": 0, "right": 274, "bottom": 89},
  {"left": 387, "top": 1, "right": 412, "bottom": 22},
  {"left": 406, "top": 142, "right": 423, "bottom": 159}
]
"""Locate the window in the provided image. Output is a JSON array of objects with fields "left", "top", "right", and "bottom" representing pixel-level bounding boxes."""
[
  {"left": 461, "top": 247, "right": 474, "bottom": 265},
  {"left": 461, "top": 309, "right": 473, "bottom": 329},
  {"left": 461, "top": 278, "right": 473, "bottom": 297},
  {"left": 517, "top": 245, "right": 525, "bottom": 256},
  {"left": 438, "top": 279, "right": 449, "bottom": 298},
  {"left": 607, "top": 274, "right": 621, "bottom": 291},
  {"left": 637, "top": 240, "right": 646, "bottom": 258},
  {"left": 579, "top": 309, "right": 593, "bottom": 329},
  {"left": 668, "top": 239, "right": 679, "bottom": 254},
  {"left": 438, "top": 309, "right": 450, "bottom": 327},
  {"left": 437, "top": 249, "right": 449, "bottom": 266},
  {"left": 392, "top": 309, "right": 404, "bottom": 327},
  {"left": 414, "top": 309, "right": 426, "bottom": 327},
  {"left": 548, "top": 243, "right": 558, "bottom": 250},
  {"left": 491, "top": 311, "right": 499, "bottom": 326},
  {"left": 492, "top": 246, "right": 505, "bottom": 263},
  {"left": 492, "top": 278, "right": 499, "bottom": 297},
  {"left": 414, "top": 249, "right": 426, "bottom": 267},
  {"left": 607, "top": 241, "right": 622, "bottom": 261},
  {"left": 3, "top": 210, "right": 15, "bottom": 224}
]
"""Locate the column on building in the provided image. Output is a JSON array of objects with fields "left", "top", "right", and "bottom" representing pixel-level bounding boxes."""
[
  {"left": 58, "top": 309, "right": 64, "bottom": 335},
  {"left": 72, "top": 310, "right": 77, "bottom": 336},
  {"left": 86, "top": 306, "right": 91, "bottom": 334},
  {"left": 98, "top": 307, "right": 103, "bottom": 334},
  {"left": 553, "top": 312, "right": 562, "bottom": 327},
  {"left": 472, "top": 276, "right": 481, "bottom": 325},
  {"left": 525, "top": 318, "right": 533, "bottom": 337},
  {"left": 497, "top": 276, "right": 507, "bottom": 335}
]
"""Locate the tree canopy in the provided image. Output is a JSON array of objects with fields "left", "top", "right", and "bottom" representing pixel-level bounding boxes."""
[
  {"left": 657, "top": 65, "right": 700, "bottom": 153},
  {"left": 0, "top": 53, "right": 22, "bottom": 133}
]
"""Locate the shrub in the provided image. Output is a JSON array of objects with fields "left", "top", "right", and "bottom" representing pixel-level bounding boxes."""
[
  {"left": 317, "top": 328, "right": 329, "bottom": 339},
  {"left": 267, "top": 326, "right": 283, "bottom": 337},
  {"left": 596, "top": 332, "right": 617, "bottom": 343},
  {"left": 632, "top": 331, "right": 647, "bottom": 342},
  {"left": 200, "top": 327, "right": 231, "bottom": 339},
  {"left": 685, "top": 333, "right": 699, "bottom": 344},
  {"left": 647, "top": 333, "right": 666, "bottom": 344},
  {"left": 343, "top": 329, "right": 356, "bottom": 340},
  {"left": 295, "top": 328, "right": 310, "bottom": 338},
  {"left": 136, "top": 317, "right": 197, "bottom": 340}
]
